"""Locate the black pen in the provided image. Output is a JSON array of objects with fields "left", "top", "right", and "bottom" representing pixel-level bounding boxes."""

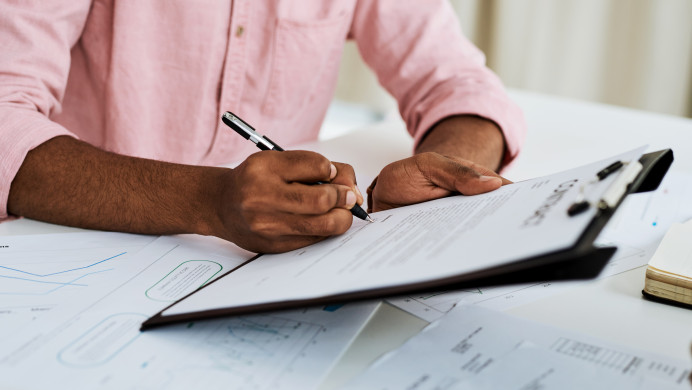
[
  {"left": 596, "top": 160, "right": 623, "bottom": 181},
  {"left": 567, "top": 159, "right": 629, "bottom": 217},
  {"left": 221, "top": 111, "right": 374, "bottom": 223}
]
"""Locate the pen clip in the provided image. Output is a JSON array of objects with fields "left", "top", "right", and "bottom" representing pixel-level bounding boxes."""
[
  {"left": 597, "top": 161, "right": 642, "bottom": 210},
  {"left": 596, "top": 160, "right": 624, "bottom": 180},
  {"left": 222, "top": 112, "right": 254, "bottom": 139},
  {"left": 222, "top": 111, "right": 278, "bottom": 151},
  {"left": 567, "top": 160, "right": 642, "bottom": 217}
]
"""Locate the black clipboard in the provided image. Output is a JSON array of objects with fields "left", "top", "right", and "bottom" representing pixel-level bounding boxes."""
[{"left": 141, "top": 149, "right": 673, "bottom": 330}]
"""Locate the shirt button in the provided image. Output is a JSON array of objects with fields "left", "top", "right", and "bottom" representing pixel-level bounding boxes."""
[{"left": 236, "top": 25, "right": 245, "bottom": 37}]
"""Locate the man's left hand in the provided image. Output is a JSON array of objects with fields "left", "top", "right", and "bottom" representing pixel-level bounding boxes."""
[{"left": 368, "top": 152, "right": 511, "bottom": 212}]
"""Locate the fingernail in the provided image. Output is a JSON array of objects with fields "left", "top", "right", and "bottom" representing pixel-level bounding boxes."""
[
  {"left": 479, "top": 175, "right": 501, "bottom": 183},
  {"left": 354, "top": 186, "right": 363, "bottom": 202},
  {"left": 330, "top": 163, "right": 337, "bottom": 179},
  {"left": 346, "top": 191, "right": 356, "bottom": 206}
]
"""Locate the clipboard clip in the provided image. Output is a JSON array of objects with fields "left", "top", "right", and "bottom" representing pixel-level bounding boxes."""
[{"left": 567, "top": 160, "right": 643, "bottom": 216}]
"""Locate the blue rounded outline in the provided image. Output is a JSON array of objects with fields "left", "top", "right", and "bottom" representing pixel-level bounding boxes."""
[
  {"left": 145, "top": 260, "right": 223, "bottom": 302},
  {"left": 57, "top": 312, "right": 147, "bottom": 368}
]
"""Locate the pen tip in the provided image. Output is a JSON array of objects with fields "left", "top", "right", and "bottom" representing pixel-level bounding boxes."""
[{"left": 366, "top": 216, "right": 375, "bottom": 223}]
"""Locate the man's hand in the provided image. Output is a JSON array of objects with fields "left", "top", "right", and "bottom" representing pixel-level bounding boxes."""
[
  {"left": 216, "top": 151, "right": 364, "bottom": 253},
  {"left": 368, "top": 115, "right": 509, "bottom": 212},
  {"left": 368, "top": 153, "right": 509, "bottom": 212},
  {"left": 9, "top": 137, "right": 364, "bottom": 254}
]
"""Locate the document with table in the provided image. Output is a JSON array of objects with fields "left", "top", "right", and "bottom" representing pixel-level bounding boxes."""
[
  {"left": 143, "top": 146, "right": 671, "bottom": 328},
  {"left": 343, "top": 305, "right": 691, "bottom": 389}
]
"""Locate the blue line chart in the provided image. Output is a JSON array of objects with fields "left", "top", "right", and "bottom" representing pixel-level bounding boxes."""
[
  {"left": 0, "top": 274, "right": 88, "bottom": 286},
  {"left": 0, "top": 269, "right": 113, "bottom": 296},
  {"left": 0, "top": 252, "right": 127, "bottom": 296},
  {"left": 0, "top": 252, "right": 126, "bottom": 277}
]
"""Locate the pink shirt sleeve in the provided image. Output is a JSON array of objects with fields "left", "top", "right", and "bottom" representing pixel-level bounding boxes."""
[
  {"left": 0, "top": 1, "right": 91, "bottom": 219},
  {"left": 350, "top": 0, "right": 526, "bottom": 168}
]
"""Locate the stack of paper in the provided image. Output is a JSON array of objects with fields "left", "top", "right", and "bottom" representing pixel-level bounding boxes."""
[{"left": 344, "top": 305, "right": 691, "bottom": 390}]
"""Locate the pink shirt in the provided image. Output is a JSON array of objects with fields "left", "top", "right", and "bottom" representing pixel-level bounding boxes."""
[{"left": 0, "top": 0, "right": 526, "bottom": 220}]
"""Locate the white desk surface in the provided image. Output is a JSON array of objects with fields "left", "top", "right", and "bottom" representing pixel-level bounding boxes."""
[{"left": 3, "top": 90, "right": 692, "bottom": 388}]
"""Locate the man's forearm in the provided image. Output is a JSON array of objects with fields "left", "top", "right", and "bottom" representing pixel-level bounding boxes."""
[
  {"left": 8, "top": 136, "right": 363, "bottom": 253},
  {"left": 8, "top": 136, "right": 225, "bottom": 236},
  {"left": 415, "top": 115, "right": 506, "bottom": 171}
]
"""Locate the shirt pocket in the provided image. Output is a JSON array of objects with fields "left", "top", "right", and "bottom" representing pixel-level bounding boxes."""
[{"left": 262, "top": 14, "right": 350, "bottom": 119}]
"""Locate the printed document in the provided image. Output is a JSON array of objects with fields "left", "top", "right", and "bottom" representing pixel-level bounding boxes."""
[
  {"left": 344, "top": 305, "right": 691, "bottom": 389},
  {"left": 159, "top": 148, "right": 645, "bottom": 319},
  {"left": 387, "top": 171, "right": 692, "bottom": 321},
  {"left": 0, "top": 232, "right": 155, "bottom": 333},
  {"left": 0, "top": 235, "right": 378, "bottom": 390}
]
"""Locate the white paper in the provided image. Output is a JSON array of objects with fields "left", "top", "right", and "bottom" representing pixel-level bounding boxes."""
[
  {"left": 648, "top": 219, "right": 692, "bottom": 279},
  {"left": 0, "top": 235, "right": 379, "bottom": 390},
  {"left": 452, "top": 343, "right": 661, "bottom": 390},
  {"left": 388, "top": 171, "right": 692, "bottom": 321},
  {"left": 344, "top": 305, "right": 691, "bottom": 389},
  {"left": 161, "top": 148, "right": 645, "bottom": 318},
  {"left": 0, "top": 232, "right": 156, "bottom": 333}
]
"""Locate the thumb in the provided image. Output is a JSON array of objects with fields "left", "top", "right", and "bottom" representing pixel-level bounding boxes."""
[
  {"left": 447, "top": 156, "right": 512, "bottom": 185},
  {"left": 426, "top": 155, "right": 503, "bottom": 195}
]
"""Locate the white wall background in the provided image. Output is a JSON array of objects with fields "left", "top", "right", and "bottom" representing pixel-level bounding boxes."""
[{"left": 330, "top": 0, "right": 692, "bottom": 130}]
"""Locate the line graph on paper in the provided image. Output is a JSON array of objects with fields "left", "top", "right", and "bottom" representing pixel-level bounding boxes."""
[
  {"left": 0, "top": 232, "right": 154, "bottom": 333},
  {"left": 0, "top": 252, "right": 126, "bottom": 295}
]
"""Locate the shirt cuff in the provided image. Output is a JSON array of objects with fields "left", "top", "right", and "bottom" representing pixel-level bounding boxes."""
[
  {"left": 410, "top": 86, "right": 526, "bottom": 172},
  {"left": 0, "top": 107, "right": 75, "bottom": 220}
]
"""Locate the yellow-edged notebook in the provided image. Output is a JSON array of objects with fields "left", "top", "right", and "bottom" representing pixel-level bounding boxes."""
[{"left": 643, "top": 221, "right": 692, "bottom": 308}]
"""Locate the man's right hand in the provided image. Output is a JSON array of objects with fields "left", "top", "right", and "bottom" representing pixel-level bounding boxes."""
[
  {"left": 8, "top": 137, "right": 362, "bottom": 254},
  {"left": 215, "top": 151, "right": 362, "bottom": 253}
]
